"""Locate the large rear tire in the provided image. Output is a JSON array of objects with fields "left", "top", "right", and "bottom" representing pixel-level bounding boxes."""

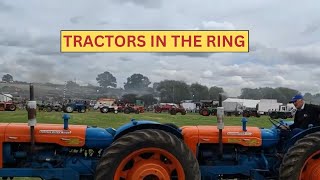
[
  {"left": 279, "top": 132, "right": 320, "bottom": 180},
  {"left": 94, "top": 129, "right": 200, "bottom": 180}
]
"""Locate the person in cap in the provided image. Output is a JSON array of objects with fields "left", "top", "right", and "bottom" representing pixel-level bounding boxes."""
[{"left": 287, "top": 94, "right": 320, "bottom": 131}]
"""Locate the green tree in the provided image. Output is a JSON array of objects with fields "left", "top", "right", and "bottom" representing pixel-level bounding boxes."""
[
  {"left": 121, "top": 94, "right": 138, "bottom": 103},
  {"left": 209, "top": 86, "right": 224, "bottom": 100},
  {"left": 2, "top": 74, "right": 13, "bottom": 82},
  {"left": 190, "top": 83, "right": 209, "bottom": 101},
  {"left": 239, "top": 87, "right": 299, "bottom": 104},
  {"left": 304, "top": 92, "right": 313, "bottom": 104},
  {"left": 275, "top": 87, "right": 299, "bottom": 103},
  {"left": 96, "top": 71, "right": 117, "bottom": 88},
  {"left": 139, "top": 94, "right": 158, "bottom": 106},
  {"left": 124, "top": 73, "right": 151, "bottom": 91},
  {"left": 157, "top": 80, "right": 191, "bottom": 103},
  {"left": 240, "top": 88, "right": 262, "bottom": 99}
]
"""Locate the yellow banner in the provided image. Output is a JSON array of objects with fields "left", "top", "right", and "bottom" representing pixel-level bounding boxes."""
[{"left": 60, "top": 30, "right": 249, "bottom": 53}]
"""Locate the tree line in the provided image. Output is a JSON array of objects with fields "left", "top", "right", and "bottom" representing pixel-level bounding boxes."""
[{"left": 2, "top": 72, "right": 320, "bottom": 105}]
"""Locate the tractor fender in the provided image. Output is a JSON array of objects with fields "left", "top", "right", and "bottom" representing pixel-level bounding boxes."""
[
  {"left": 114, "top": 119, "right": 183, "bottom": 141},
  {"left": 284, "top": 126, "right": 320, "bottom": 151}
]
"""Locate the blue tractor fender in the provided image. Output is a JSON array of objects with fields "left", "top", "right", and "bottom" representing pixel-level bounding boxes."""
[
  {"left": 284, "top": 126, "right": 320, "bottom": 151},
  {"left": 113, "top": 119, "right": 183, "bottom": 141}
]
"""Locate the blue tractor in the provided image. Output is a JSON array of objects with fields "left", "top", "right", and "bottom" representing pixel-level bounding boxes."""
[{"left": 63, "top": 102, "right": 87, "bottom": 113}]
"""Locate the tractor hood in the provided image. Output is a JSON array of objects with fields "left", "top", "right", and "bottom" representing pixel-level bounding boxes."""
[
  {"left": 181, "top": 126, "right": 263, "bottom": 154},
  {"left": 1, "top": 123, "right": 87, "bottom": 147}
]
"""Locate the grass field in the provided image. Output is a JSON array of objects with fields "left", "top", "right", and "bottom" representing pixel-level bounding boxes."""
[
  {"left": 0, "top": 109, "right": 288, "bottom": 128},
  {"left": 0, "top": 110, "right": 292, "bottom": 180}
]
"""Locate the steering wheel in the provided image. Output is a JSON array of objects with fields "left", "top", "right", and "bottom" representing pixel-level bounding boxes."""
[{"left": 268, "top": 118, "right": 291, "bottom": 131}]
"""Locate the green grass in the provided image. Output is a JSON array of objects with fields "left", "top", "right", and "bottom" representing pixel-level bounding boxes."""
[
  {"left": 0, "top": 109, "right": 289, "bottom": 128},
  {"left": 0, "top": 110, "right": 292, "bottom": 180}
]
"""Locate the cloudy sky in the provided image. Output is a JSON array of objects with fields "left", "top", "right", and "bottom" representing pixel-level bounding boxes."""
[{"left": 0, "top": 0, "right": 319, "bottom": 96}]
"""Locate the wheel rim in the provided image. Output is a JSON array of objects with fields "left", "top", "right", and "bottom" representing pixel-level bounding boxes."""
[
  {"left": 300, "top": 150, "right": 320, "bottom": 179},
  {"left": 203, "top": 110, "right": 208, "bottom": 116},
  {"left": 66, "top": 107, "right": 72, "bottom": 112},
  {"left": 114, "top": 148, "right": 185, "bottom": 180},
  {"left": 10, "top": 105, "right": 15, "bottom": 110}
]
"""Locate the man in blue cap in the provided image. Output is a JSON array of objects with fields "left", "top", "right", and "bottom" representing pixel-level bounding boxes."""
[{"left": 287, "top": 94, "right": 320, "bottom": 131}]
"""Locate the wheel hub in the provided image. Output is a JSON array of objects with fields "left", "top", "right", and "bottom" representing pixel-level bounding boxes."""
[
  {"left": 300, "top": 151, "right": 320, "bottom": 180},
  {"left": 310, "top": 164, "right": 320, "bottom": 180},
  {"left": 302, "top": 159, "right": 320, "bottom": 179},
  {"left": 128, "top": 160, "right": 170, "bottom": 180}
]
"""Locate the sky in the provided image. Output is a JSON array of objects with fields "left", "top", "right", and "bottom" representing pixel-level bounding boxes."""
[{"left": 0, "top": 0, "right": 319, "bottom": 97}]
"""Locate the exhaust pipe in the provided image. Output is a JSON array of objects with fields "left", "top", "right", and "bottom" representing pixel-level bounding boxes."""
[
  {"left": 27, "top": 84, "right": 37, "bottom": 154},
  {"left": 217, "top": 94, "right": 224, "bottom": 159}
]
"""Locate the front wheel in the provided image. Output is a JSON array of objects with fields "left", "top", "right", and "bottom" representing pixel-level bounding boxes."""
[
  {"left": 65, "top": 106, "right": 73, "bottom": 113},
  {"left": 100, "top": 107, "right": 108, "bottom": 113},
  {"left": 9, "top": 104, "right": 16, "bottom": 111},
  {"left": 279, "top": 132, "right": 320, "bottom": 180},
  {"left": 94, "top": 129, "right": 200, "bottom": 180}
]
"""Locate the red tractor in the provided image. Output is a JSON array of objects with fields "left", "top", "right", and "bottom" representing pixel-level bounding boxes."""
[
  {"left": 123, "top": 103, "right": 144, "bottom": 114},
  {"left": 0, "top": 93, "right": 16, "bottom": 111},
  {"left": 154, "top": 103, "right": 186, "bottom": 115},
  {"left": 0, "top": 101, "right": 16, "bottom": 111}
]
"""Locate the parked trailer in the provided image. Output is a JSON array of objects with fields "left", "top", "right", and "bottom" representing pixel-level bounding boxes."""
[
  {"left": 222, "top": 101, "right": 244, "bottom": 115},
  {"left": 257, "top": 99, "right": 283, "bottom": 115}
]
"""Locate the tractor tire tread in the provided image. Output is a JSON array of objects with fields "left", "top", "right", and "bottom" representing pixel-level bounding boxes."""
[
  {"left": 94, "top": 129, "right": 200, "bottom": 180},
  {"left": 279, "top": 132, "right": 320, "bottom": 180}
]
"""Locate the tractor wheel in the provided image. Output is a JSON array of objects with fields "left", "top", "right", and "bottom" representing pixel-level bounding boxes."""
[
  {"left": 202, "top": 109, "right": 209, "bottom": 116},
  {"left": 100, "top": 107, "right": 108, "bottom": 113},
  {"left": 80, "top": 108, "right": 86, "bottom": 113},
  {"left": 94, "top": 129, "right": 200, "bottom": 180},
  {"left": 124, "top": 108, "right": 130, "bottom": 114},
  {"left": 65, "top": 106, "right": 73, "bottom": 113},
  {"left": 9, "top": 104, "right": 16, "bottom": 111},
  {"left": 181, "top": 111, "right": 186, "bottom": 115},
  {"left": 279, "top": 132, "right": 320, "bottom": 180},
  {"left": 46, "top": 107, "right": 52, "bottom": 112},
  {"left": 135, "top": 109, "right": 140, "bottom": 114},
  {"left": 170, "top": 109, "right": 177, "bottom": 115}
]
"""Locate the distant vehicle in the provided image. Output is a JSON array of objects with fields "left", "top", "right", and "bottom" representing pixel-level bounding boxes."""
[
  {"left": 0, "top": 101, "right": 16, "bottom": 111},
  {"left": 37, "top": 102, "right": 62, "bottom": 112},
  {"left": 95, "top": 98, "right": 118, "bottom": 114},
  {"left": 154, "top": 103, "right": 186, "bottom": 115},
  {"left": 63, "top": 102, "right": 87, "bottom": 113},
  {"left": 0, "top": 93, "right": 16, "bottom": 111},
  {"left": 269, "top": 111, "right": 293, "bottom": 119},
  {"left": 199, "top": 100, "right": 218, "bottom": 116},
  {"left": 268, "top": 105, "right": 295, "bottom": 119},
  {"left": 242, "top": 109, "right": 261, "bottom": 118}
]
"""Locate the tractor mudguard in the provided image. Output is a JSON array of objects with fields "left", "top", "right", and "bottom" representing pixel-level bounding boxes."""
[
  {"left": 113, "top": 119, "right": 183, "bottom": 140},
  {"left": 283, "top": 126, "right": 320, "bottom": 151}
]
